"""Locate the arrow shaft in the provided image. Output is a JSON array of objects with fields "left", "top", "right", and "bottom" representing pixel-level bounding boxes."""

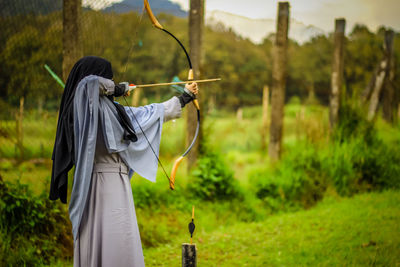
[{"left": 129, "top": 78, "right": 221, "bottom": 91}]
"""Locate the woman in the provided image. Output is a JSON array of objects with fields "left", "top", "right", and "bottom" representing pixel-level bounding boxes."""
[{"left": 49, "top": 56, "right": 198, "bottom": 266}]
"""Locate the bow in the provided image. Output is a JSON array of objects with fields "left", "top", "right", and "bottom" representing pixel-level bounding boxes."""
[{"left": 121, "top": 0, "right": 201, "bottom": 190}]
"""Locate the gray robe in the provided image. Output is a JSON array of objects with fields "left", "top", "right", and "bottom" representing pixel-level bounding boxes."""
[{"left": 71, "top": 75, "right": 181, "bottom": 266}]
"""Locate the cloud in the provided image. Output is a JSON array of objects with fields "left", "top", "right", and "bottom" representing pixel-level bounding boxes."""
[
  {"left": 170, "top": 0, "right": 400, "bottom": 32},
  {"left": 82, "top": 0, "right": 123, "bottom": 10},
  {"left": 85, "top": 0, "right": 400, "bottom": 32}
]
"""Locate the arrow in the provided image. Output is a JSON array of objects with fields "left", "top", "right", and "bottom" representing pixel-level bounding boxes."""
[{"left": 128, "top": 78, "right": 221, "bottom": 91}]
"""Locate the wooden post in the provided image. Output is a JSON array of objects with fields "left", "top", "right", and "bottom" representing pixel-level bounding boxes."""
[
  {"left": 236, "top": 107, "right": 243, "bottom": 121},
  {"left": 261, "top": 85, "right": 269, "bottom": 151},
  {"left": 188, "top": 0, "right": 204, "bottom": 165},
  {"left": 398, "top": 103, "right": 400, "bottom": 121},
  {"left": 63, "top": 0, "right": 83, "bottom": 80},
  {"left": 329, "top": 18, "right": 346, "bottom": 130},
  {"left": 268, "top": 2, "right": 289, "bottom": 160},
  {"left": 131, "top": 88, "right": 141, "bottom": 107},
  {"left": 307, "top": 83, "right": 316, "bottom": 104},
  {"left": 367, "top": 30, "right": 394, "bottom": 121},
  {"left": 382, "top": 30, "right": 395, "bottom": 123},
  {"left": 182, "top": 243, "right": 197, "bottom": 267},
  {"left": 15, "top": 97, "right": 24, "bottom": 161},
  {"left": 366, "top": 60, "right": 387, "bottom": 120}
]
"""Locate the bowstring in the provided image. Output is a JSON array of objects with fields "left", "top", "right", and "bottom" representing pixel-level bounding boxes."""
[
  {"left": 121, "top": 96, "right": 172, "bottom": 184},
  {"left": 122, "top": 5, "right": 145, "bottom": 81},
  {"left": 120, "top": 5, "right": 172, "bottom": 184}
]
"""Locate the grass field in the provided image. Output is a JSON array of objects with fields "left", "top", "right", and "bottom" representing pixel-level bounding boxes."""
[
  {"left": 1, "top": 104, "right": 399, "bottom": 266},
  {"left": 143, "top": 190, "right": 400, "bottom": 266},
  {"left": 0, "top": 103, "right": 329, "bottom": 192}
]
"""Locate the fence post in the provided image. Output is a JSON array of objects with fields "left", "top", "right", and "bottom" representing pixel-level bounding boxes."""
[
  {"left": 367, "top": 30, "right": 394, "bottom": 121},
  {"left": 261, "top": 85, "right": 269, "bottom": 151},
  {"left": 329, "top": 18, "right": 346, "bottom": 130},
  {"left": 381, "top": 30, "right": 396, "bottom": 123},
  {"left": 15, "top": 97, "right": 24, "bottom": 161},
  {"left": 268, "top": 2, "right": 289, "bottom": 160}
]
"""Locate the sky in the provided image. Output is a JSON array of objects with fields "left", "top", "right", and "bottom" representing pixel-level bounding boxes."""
[
  {"left": 83, "top": 0, "right": 400, "bottom": 33},
  {"left": 171, "top": 0, "right": 400, "bottom": 33}
]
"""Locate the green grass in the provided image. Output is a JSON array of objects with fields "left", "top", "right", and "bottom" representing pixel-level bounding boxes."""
[
  {"left": 143, "top": 190, "right": 400, "bottom": 266},
  {"left": 1, "top": 104, "right": 399, "bottom": 266},
  {"left": 0, "top": 104, "right": 323, "bottom": 192}
]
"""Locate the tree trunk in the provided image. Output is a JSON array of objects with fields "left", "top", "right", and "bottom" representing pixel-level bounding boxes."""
[
  {"left": 261, "top": 85, "right": 269, "bottom": 151},
  {"left": 268, "top": 2, "right": 289, "bottom": 161},
  {"left": 63, "top": 0, "right": 83, "bottom": 81},
  {"left": 329, "top": 18, "right": 346, "bottom": 130},
  {"left": 187, "top": 0, "right": 204, "bottom": 167}
]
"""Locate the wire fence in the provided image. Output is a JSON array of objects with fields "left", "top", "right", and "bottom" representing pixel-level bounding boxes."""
[{"left": 0, "top": 0, "right": 145, "bottom": 164}]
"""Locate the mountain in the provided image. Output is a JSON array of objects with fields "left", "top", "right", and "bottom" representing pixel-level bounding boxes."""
[
  {"left": 206, "top": 10, "right": 326, "bottom": 44},
  {"left": 0, "top": 0, "right": 62, "bottom": 17},
  {"left": 1, "top": 0, "right": 324, "bottom": 44},
  {"left": 103, "top": 0, "right": 187, "bottom": 17}
]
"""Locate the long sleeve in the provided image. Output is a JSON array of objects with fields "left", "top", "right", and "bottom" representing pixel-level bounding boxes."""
[
  {"left": 118, "top": 103, "right": 164, "bottom": 182},
  {"left": 98, "top": 77, "right": 115, "bottom": 95},
  {"left": 162, "top": 96, "right": 182, "bottom": 122}
]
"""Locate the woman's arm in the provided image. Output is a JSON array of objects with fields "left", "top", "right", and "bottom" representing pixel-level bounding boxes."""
[
  {"left": 98, "top": 77, "right": 115, "bottom": 95},
  {"left": 163, "top": 82, "right": 198, "bottom": 122}
]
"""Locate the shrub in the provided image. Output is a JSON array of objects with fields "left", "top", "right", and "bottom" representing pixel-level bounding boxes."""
[
  {"left": 328, "top": 104, "right": 400, "bottom": 195},
  {"left": 327, "top": 134, "right": 400, "bottom": 196},
  {"left": 334, "top": 103, "right": 375, "bottom": 144},
  {"left": 189, "top": 150, "right": 241, "bottom": 201},
  {"left": 0, "top": 175, "right": 72, "bottom": 266},
  {"left": 252, "top": 143, "right": 327, "bottom": 211},
  {"left": 252, "top": 103, "right": 400, "bottom": 211},
  {"left": 131, "top": 178, "right": 187, "bottom": 210}
]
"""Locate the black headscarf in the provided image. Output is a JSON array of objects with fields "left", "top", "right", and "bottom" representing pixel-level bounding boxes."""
[{"left": 50, "top": 56, "right": 137, "bottom": 203}]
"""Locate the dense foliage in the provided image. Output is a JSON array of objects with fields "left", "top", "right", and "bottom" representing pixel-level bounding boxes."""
[
  {"left": 0, "top": 175, "right": 72, "bottom": 266},
  {"left": 252, "top": 104, "right": 400, "bottom": 211},
  {"left": 188, "top": 149, "right": 241, "bottom": 201},
  {"left": 1, "top": 10, "right": 399, "bottom": 113},
  {"left": 1, "top": 4, "right": 400, "bottom": 266}
]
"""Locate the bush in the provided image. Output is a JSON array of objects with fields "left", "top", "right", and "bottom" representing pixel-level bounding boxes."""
[
  {"left": 131, "top": 178, "right": 187, "bottom": 210},
  {"left": 252, "top": 104, "right": 400, "bottom": 211},
  {"left": 334, "top": 103, "right": 375, "bottom": 144},
  {"left": 0, "top": 175, "right": 72, "bottom": 266},
  {"left": 188, "top": 150, "right": 241, "bottom": 201},
  {"left": 328, "top": 104, "right": 400, "bottom": 195},
  {"left": 251, "top": 143, "right": 327, "bottom": 211},
  {"left": 327, "top": 134, "right": 400, "bottom": 196}
]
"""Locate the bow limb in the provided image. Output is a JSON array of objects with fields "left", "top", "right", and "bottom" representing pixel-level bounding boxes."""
[
  {"left": 170, "top": 108, "right": 200, "bottom": 190},
  {"left": 144, "top": 0, "right": 200, "bottom": 190}
]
